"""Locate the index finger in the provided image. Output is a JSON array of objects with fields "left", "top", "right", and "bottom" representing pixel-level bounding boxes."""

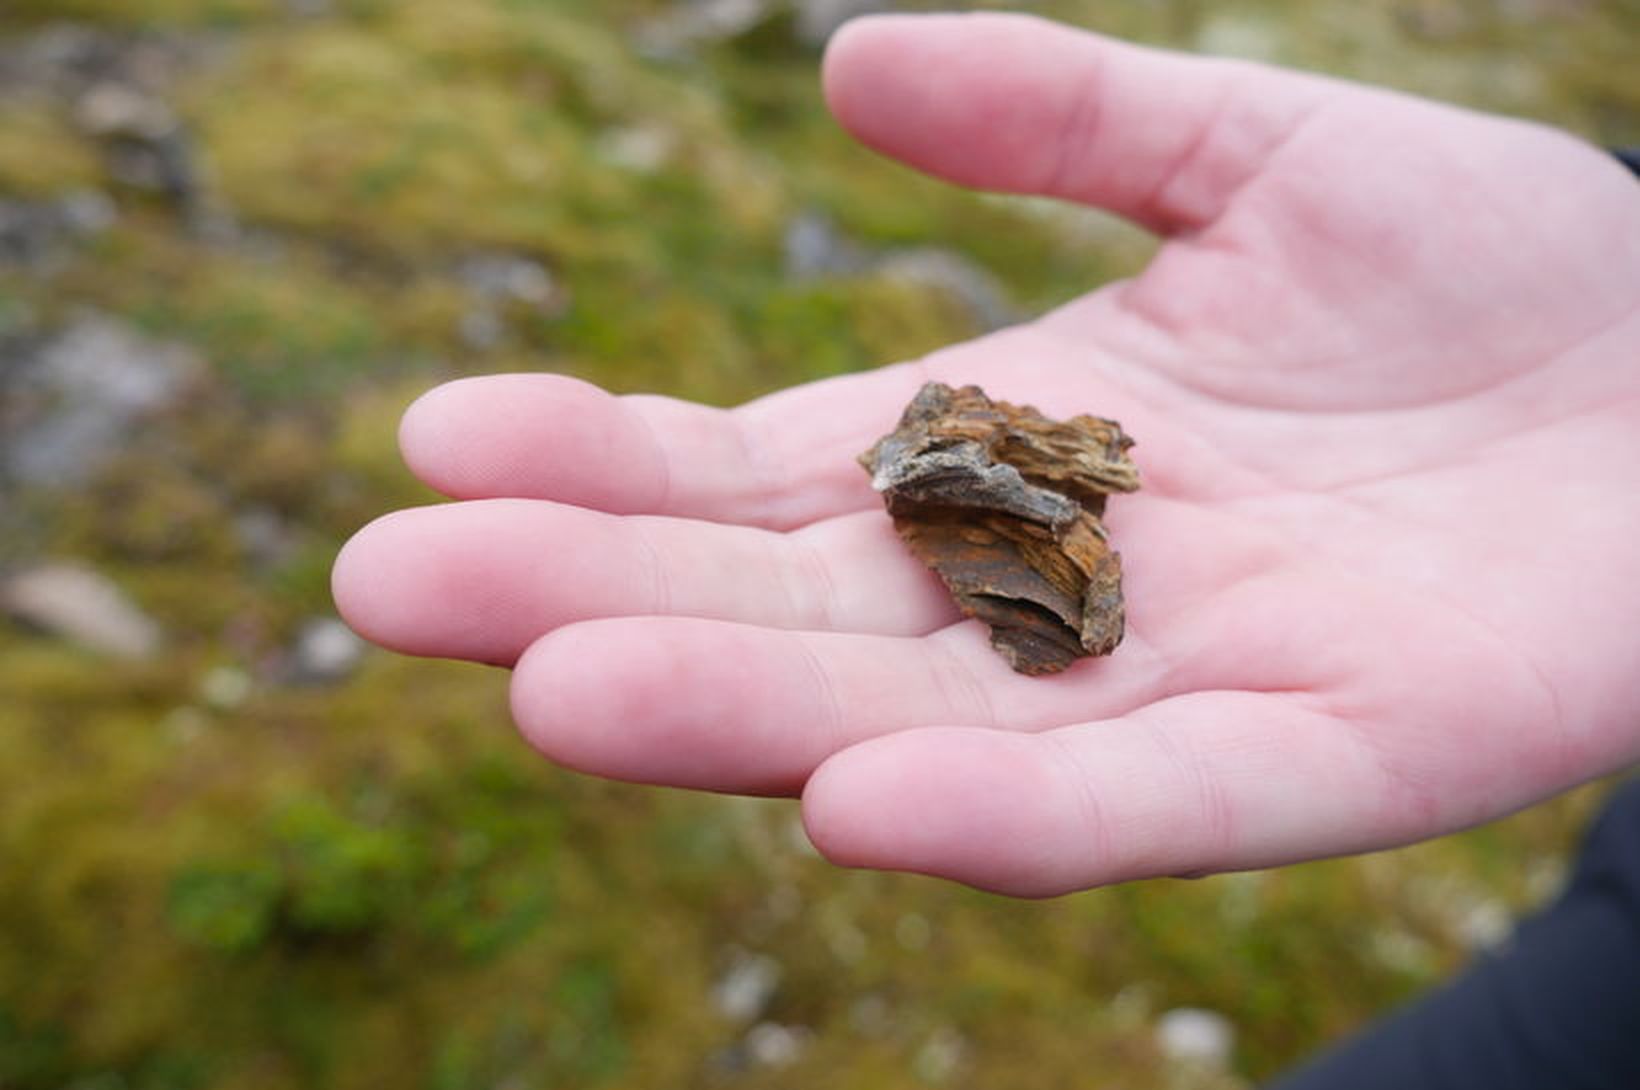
[{"left": 398, "top": 366, "right": 932, "bottom": 530}]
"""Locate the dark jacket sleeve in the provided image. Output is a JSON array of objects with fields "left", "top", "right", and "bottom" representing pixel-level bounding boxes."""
[{"left": 1268, "top": 778, "right": 1640, "bottom": 1090}]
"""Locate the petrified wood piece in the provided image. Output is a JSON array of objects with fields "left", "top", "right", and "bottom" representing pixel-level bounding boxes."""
[{"left": 859, "top": 382, "right": 1139, "bottom": 675}]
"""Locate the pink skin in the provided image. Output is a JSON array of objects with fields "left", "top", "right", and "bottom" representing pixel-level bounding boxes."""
[{"left": 332, "top": 13, "right": 1640, "bottom": 896}]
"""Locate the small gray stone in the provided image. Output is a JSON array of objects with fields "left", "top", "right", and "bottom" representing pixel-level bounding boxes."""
[
  {"left": 1456, "top": 896, "right": 1513, "bottom": 952},
  {"left": 457, "top": 306, "right": 506, "bottom": 352},
  {"left": 0, "top": 199, "right": 61, "bottom": 265},
  {"left": 73, "top": 80, "right": 205, "bottom": 216},
  {"left": 711, "top": 949, "right": 781, "bottom": 1022},
  {"left": 783, "top": 210, "right": 867, "bottom": 279},
  {"left": 877, "top": 248, "right": 1020, "bottom": 331},
  {"left": 232, "top": 507, "right": 296, "bottom": 570},
  {"left": 2, "top": 563, "right": 163, "bottom": 658},
  {"left": 743, "top": 1022, "right": 807, "bottom": 1067},
  {"left": 103, "top": 127, "right": 202, "bottom": 209},
  {"left": 1155, "top": 1007, "right": 1235, "bottom": 1070},
  {"left": 290, "top": 616, "right": 365, "bottom": 684},
  {"left": 57, "top": 189, "right": 119, "bottom": 236},
  {"left": 912, "top": 1026, "right": 966, "bottom": 1084},
  {"left": 75, "top": 82, "right": 177, "bottom": 140},
  {"left": 0, "top": 191, "right": 113, "bottom": 268},
  {"left": 456, "top": 253, "right": 558, "bottom": 307},
  {"left": 1, "top": 315, "right": 198, "bottom": 487},
  {"left": 782, "top": 213, "right": 1018, "bottom": 330},
  {"left": 633, "top": 0, "right": 776, "bottom": 59},
  {"left": 687, "top": 0, "right": 773, "bottom": 38}
]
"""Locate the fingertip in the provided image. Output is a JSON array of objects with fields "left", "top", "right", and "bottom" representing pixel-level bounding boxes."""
[
  {"left": 395, "top": 376, "right": 470, "bottom": 487},
  {"left": 819, "top": 10, "right": 1107, "bottom": 205},
  {"left": 330, "top": 503, "right": 535, "bottom": 664},
  {"left": 821, "top": 10, "right": 1049, "bottom": 105},
  {"left": 329, "top": 509, "right": 420, "bottom": 652},
  {"left": 508, "top": 619, "right": 817, "bottom": 794},
  {"left": 508, "top": 625, "right": 576, "bottom": 765},
  {"left": 397, "top": 373, "right": 523, "bottom": 497},
  {"left": 819, "top": 9, "right": 1328, "bottom": 231},
  {"left": 820, "top": 13, "right": 931, "bottom": 130},
  {"left": 396, "top": 373, "right": 666, "bottom": 507},
  {"left": 820, "top": 12, "right": 989, "bottom": 157},
  {"left": 329, "top": 534, "right": 366, "bottom": 638},
  {"left": 509, "top": 622, "right": 649, "bottom": 767},
  {"left": 802, "top": 728, "right": 1085, "bottom": 897}
]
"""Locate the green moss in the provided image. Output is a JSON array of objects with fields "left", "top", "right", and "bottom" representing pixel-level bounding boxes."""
[
  {"left": 194, "top": 9, "right": 777, "bottom": 266},
  {"left": 168, "top": 860, "right": 284, "bottom": 953},
  {"left": 0, "top": 0, "right": 277, "bottom": 25},
  {"left": 0, "top": 104, "right": 101, "bottom": 196},
  {"left": 130, "top": 259, "right": 391, "bottom": 402},
  {"left": 1, "top": 0, "right": 1635, "bottom": 1085}
]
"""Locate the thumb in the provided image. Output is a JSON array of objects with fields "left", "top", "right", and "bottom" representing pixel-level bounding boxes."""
[{"left": 822, "top": 12, "right": 1334, "bottom": 235}]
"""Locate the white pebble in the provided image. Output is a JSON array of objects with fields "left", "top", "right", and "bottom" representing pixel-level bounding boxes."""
[{"left": 1155, "top": 1007, "right": 1235, "bottom": 1070}]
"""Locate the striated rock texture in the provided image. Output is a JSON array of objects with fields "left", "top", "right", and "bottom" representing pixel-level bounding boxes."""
[{"left": 859, "top": 382, "right": 1139, "bottom": 675}]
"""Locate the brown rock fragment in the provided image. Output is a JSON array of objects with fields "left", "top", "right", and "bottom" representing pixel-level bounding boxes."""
[{"left": 859, "top": 382, "right": 1139, "bottom": 675}]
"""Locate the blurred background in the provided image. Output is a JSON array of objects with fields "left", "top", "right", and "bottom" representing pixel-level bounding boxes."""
[{"left": 0, "top": 1, "right": 1634, "bottom": 1087}]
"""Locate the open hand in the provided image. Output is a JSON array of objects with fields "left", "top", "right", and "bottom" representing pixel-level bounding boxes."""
[{"left": 333, "top": 13, "right": 1640, "bottom": 895}]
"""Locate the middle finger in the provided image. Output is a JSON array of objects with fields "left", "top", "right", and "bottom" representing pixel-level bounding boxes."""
[{"left": 332, "top": 498, "right": 961, "bottom": 664}]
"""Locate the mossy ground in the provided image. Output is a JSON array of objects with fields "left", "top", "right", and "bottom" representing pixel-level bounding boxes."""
[{"left": 1, "top": 1, "right": 1634, "bottom": 1087}]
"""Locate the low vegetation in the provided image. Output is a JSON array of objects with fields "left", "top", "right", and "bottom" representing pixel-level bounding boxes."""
[{"left": 1, "top": 1, "right": 1632, "bottom": 1086}]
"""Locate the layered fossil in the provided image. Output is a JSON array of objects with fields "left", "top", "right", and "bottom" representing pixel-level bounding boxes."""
[{"left": 859, "top": 382, "right": 1139, "bottom": 675}]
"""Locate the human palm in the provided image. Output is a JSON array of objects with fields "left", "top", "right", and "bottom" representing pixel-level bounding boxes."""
[{"left": 333, "top": 13, "right": 1640, "bottom": 895}]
